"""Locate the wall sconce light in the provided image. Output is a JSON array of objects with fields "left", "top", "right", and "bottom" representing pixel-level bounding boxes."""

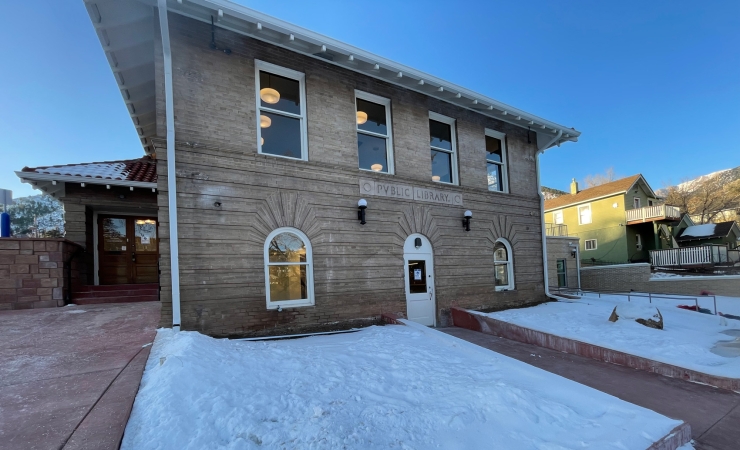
[
  {"left": 414, "top": 237, "right": 422, "bottom": 249},
  {"left": 462, "top": 210, "right": 472, "bottom": 231},
  {"left": 357, "top": 199, "right": 367, "bottom": 225}
]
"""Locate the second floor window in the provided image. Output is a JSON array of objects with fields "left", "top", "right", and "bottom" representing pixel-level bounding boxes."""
[
  {"left": 429, "top": 112, "right": 458, "bottom": 184},
  {"left": 553, "top": 211, "right": 564, "bottom": 224},
  {"left": 256, "top": 60, "right": 307, "bottom": 161},
  {"left": 356, "top": 91, "right": 393, "bottom": 174},
  {"left": 634, "top": 197, "right": 641, "bottom": 208},
  {"left": 578, "top": 204, "right": 592, "bottom": 225},
  {"left": 485, "top": 130, "right": 508, "bottom": 192}
]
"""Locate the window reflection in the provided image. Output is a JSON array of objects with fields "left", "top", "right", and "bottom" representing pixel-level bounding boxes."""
[
  {"left": 429, "top": 119, "right": 452, "bottom": 150},
  {"left": 431, "top": 150, "right": 452, "bottom": 183},
  {"left": 486, "top": 135, "right": 505, "bottom": 192},
  {"left": 268, "top": 232, "right": 307, "bottom": 263},
  {"left": 358, "top": 133, "right": 388, "bottom": 172},
  {"left": 259, "top": 71, "right": 300, "bottom": 114},
  {"left": 356, "top": 99, "right": 387, "bottom": 135},
  {"left": 103, "top": 218, "right": 127, "bottom": 252},
  {"left": 260, "top": 112, "right": 302, "bottom": 159}
]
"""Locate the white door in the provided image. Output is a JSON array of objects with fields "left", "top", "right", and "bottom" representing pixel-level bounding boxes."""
[{"left": 404, "top": 234, "right": 435, "bottom": 326}]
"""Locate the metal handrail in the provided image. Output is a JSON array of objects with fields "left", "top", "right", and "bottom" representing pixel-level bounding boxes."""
[{"left": 550, "top": 286, "right": 717, "bottom": 315}]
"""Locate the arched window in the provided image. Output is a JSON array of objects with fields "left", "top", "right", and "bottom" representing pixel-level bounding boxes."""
[
  {"left": 493, "top": 239, "right": 514, "bottom": 291},
  {"left": 264, "top": 228, "right": 314, "bottom": 309}
]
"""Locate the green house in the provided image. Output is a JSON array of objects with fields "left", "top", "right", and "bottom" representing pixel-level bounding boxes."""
[{"left": 544, "top": 175, "right": 681, "bottom": 264}]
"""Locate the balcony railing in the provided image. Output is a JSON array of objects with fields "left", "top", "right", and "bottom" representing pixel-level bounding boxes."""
[
  {"left": 545, "top": 223, "right": 568, "bottom": 237},
  {"left": 650, "top": 244, "right": 740, "bottom": 268},
  {"left": 626, "top": 204, "right": 681, "bottom": 223}
]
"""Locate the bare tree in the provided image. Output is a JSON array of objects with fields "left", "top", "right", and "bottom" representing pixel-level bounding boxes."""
[
  {"left": 664, "top": 169, "right": 740, "bottom": 224},
  {"left": 582, "top": 167, "right": 618, "bottom": 188}
]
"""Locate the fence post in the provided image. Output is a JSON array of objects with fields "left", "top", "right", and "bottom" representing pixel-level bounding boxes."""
[
  {"left": 713, "top": 296, "right": 717, "bottom": 315},
  {"left": 649, "top": 292, "right": 652, "bottom": 304}
]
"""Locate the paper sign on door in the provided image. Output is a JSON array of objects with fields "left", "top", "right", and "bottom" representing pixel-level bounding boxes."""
[{"left": 414, "top": 269, "right": 422, "bottom": 280}]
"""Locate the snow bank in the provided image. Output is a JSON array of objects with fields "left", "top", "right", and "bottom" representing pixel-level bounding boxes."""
[
  {"left": 123, "top": 325, "right": 684, "bottom": 450},
  {"left": 486, "top": 294, "right": 740, "bottom": 378}
]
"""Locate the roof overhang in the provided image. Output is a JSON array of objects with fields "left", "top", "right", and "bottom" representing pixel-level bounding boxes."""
[
  {"left": 84, "top": 0, "right": 580, "bottom": 156},
  {"left": 16, "top": 171, "right": 157, "bottom": 198}
]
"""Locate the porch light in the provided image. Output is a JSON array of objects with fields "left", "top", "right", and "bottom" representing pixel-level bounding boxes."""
[
  {"left": 260, "top": 87, "right": 280, "bottom": 104},
  {"left": 357, "top": 199, "right": 367, "bottom": 225},
  {"left": 462, "top": 210, "right": 472, "bottom": 232},
  {"left": 356, "top": 111, "right": 368, "bottom": 125},
  {"left": 414, "top": 237, "right": 422, "bottom": 249},
  {"left": 260, "top": 114, "right": 272, "bottom": 128},
  {"left": 432, "top": 175, "right": 440, "bottom": 182},
  {"left": 371, "top": 163, "right": 383, "bottom": 172}
]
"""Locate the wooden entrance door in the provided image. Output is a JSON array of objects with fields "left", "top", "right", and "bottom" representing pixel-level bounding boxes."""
[{"left": 98, "top": 216, "right": 159, "bottom": 285}]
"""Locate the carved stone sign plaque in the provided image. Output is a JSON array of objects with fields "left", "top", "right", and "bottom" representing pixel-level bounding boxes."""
[{"left": 359, "top": 179, "right": 463, "bottom": 206}]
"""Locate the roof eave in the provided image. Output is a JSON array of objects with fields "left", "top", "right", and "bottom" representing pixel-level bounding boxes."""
[{"left": 16, "top": 171, "right": 157, "bottom": 190}]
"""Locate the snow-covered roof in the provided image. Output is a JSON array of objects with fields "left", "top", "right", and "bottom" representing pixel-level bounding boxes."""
[
  {"left": 680, "top": 224, "right": 716, "bottom": 238},
  {"left": 677, "top": 221, "right": 740, "bottom": 242},
  {"left": 20, "top": 157, "right": 157, "bottom": 183}
]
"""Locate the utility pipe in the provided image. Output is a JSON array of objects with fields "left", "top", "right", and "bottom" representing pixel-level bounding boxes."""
[
  {"left": 536, "top": 130, "right": 562, "bottom": 299},
  {"left": 158, "top": 0, "right": 181, "bottom": 331}
]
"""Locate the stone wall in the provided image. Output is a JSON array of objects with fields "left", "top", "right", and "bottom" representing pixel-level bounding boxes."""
[
  {"left": 580, "top": 263, "right": 740, "bottom": 297},
  {"left": 0, "top": 238, "right": 83, "bottom": 310},
  {"left": 545, "top": 236, "right": 580, "bottom": 290}
]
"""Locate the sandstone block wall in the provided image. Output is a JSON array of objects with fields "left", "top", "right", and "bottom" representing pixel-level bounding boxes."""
[{"left": 0, "top": 238, "right": 83, "bottom": 310}]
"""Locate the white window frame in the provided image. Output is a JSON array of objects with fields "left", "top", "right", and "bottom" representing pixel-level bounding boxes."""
[
  {"left": 553, "top": 210, "right": 564, "bottom": 224},
  {"left": 355, "top": 90, "right": 394, "bottom": 175},
  {"left": 584, "top": 239, "right": 598, "bottom": 251},
  {"left": 429, "top": 111, "right": 458, "bottom": 185},
  {"left": 255, "top": 60, "right": 308, "bottom": 161},
  {"left": 263, "top": 227, "right": 315, "bottom": 309},
  {"left": 633, "top": 197, "right": 641, "bottom": 209},
  {"left": 636, "top": 234, "right": 642, "bottom": 250},
  {"left": 577, "top": 204, "right": 592, "bottom": 225},
  {"left": 485, "top": 129, "right": 509, "bottom": 193},
  {"left": 648, "top": 199, "right": 654, "bottom": 206},
  {"left": 494, "top": 238, "right": 515, "bottom": 291}
]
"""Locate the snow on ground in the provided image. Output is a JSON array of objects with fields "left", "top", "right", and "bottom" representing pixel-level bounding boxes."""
[
  {"left": 485, "top": 293, "right": 740, "bottom": 378},
  {"left": 123, "top": 324, "right": 685, "bottom": 450}
]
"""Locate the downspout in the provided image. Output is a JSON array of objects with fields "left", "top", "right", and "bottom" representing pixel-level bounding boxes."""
[
  {"left": 158, "top": 0, "right": 181, "bottom": 331},
  {"left": 536, "top": 130, "right": 562, "bottom": 299}
]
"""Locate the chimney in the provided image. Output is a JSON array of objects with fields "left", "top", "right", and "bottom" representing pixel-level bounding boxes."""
[{"left": 570, "top": 178, "right": 579, "bottom": 195}]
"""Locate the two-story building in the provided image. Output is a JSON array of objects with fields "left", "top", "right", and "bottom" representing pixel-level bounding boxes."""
[
  {"left": 15, "top": 0, "right": 580, "bottom": 336},
  {"left": 544, "top": 175, "right": 681, "bottom": 264}
]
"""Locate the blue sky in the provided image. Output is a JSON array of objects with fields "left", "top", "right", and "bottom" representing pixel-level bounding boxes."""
[{"left": 1, "top": 0, "right": 738, "bottom": 198}]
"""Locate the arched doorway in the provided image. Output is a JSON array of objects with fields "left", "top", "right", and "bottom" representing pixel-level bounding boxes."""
[{"left": 403, "top": 234, "right": 435, "bottom": 326}]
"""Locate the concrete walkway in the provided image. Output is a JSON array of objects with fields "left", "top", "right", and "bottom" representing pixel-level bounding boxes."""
[
  {"left": 0, "top": 302, "right": 160, "bottom": 450},
  {"left": 440, "top": 327, "right": 740, "bottom": 450}
]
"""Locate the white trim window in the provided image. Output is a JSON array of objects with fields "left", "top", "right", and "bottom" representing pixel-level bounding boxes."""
[
  {"left": 633, "top": 197, "right": 641, "bottom": 209},
  {"left": 578, "top": 204, "right": 592, "bottom": 225},
  {"left": 584, "top": 239, "right": 597, "bottom": 251},
  {"left": 255, "top": 60, "right": 308, "bottom": 161},
  {"left": 429, "top": 112, "right": 458, "bottom": 184},
  {"left": 264, "top": 227, "right": 315, "bottom": 309},
  {"left": 648, "top": 199, "right": 654, "bottom": 206},
  {"left": 553, "top": 210, "right": 564, "bottom": 224},
  {"left": 355, "top": 90, "right": 394, "bottom": 174},
  {"left": 493, "top": 238, "right": 514, "bottom": 291},
  {"left": 485, "top": 129, "right": 508, "bottom": 192}
]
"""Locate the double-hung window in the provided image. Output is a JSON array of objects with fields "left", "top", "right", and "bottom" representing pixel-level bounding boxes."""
[
  {"left": 584, "top": 239, "right": 597, "bottom": 250},
  {"left": 255, "top": 60, "right": 307, "bottom": 160},
  {"left": 485, "top": 129, "right": 508, "bottom": 192},
  {"left": 578, "top": 204, "right": 592, "bottom": 225},
  {"left": 553, "top": 211, "right": 564, "bottom": 224},
  {"left": 355, "top": 91, "right": 393, "bottom": 174},
  {"left": 429, "top": 112, "right": 458, "bottom": 184},
  {"left": 494, "top": 239, "right": 515, "bottom": 291}
]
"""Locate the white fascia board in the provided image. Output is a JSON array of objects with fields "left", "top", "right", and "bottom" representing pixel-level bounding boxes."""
[
  {"left": 171, "top": 0, "right": 580, "bottom": 142},
  {"left": 543, "top": 191, "right": 626, "bottom": 212},
  {"left": 626, "top": 175, "right": 658, "bottom": 199},
  {"left": 15, "top": 171, "right": 157, "bottom": 189}
]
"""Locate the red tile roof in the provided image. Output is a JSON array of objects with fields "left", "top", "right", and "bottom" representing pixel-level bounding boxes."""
[
  {"left": 544, "top": 175, "right": 643, "bottom": 211},
  {"left": 22, "top": 156, "right": 157, "bottom": 184}
]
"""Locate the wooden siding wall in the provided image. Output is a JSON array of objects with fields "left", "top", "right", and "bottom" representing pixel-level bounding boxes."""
[{"left": 155, "top": 14, "right": 548, "bottom": 336}]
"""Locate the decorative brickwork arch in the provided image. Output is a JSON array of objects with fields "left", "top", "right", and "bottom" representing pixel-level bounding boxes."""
[{"left": 248, "top": 191, "right": 321, "bottom": 246}]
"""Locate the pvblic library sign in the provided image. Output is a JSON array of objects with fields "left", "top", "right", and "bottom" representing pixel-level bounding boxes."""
[{"left": 359, "top": 179, "right": 463, "bottom": 206}]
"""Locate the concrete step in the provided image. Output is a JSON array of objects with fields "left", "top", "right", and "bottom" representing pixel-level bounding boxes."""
[
  {"left": 73, "top": 289, "right": 159, "bottom": 299},
  {"left": 73, "top": 295, "right": 159, "bottom": 305}
]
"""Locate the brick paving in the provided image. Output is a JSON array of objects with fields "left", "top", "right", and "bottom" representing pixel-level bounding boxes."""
[
  {"left": 0, "top": 302, "right": 160, "bottom": 450},
  {"left": 440, "top": 327, "right": 740, "bottom": 450}
]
